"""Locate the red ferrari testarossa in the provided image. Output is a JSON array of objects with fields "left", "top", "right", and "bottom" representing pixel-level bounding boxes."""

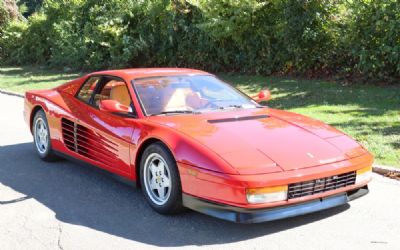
[{"left": 24, "top": 68, "right": 373, "bottom": 223}]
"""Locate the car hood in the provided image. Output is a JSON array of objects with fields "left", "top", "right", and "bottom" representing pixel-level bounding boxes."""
[{"left": 149, "top": 108, "right": 366, "bottom": 175}]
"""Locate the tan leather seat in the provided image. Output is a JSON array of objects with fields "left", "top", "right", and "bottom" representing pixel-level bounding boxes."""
[
  {"left": 163, "top": 88, "right": 192, "bottom": 111},
  {"left": 162, "top": 88, "right": 208, "bottom": 111},
  {"left": 110, "top": 85, "right": 131, "bottom": 107}
]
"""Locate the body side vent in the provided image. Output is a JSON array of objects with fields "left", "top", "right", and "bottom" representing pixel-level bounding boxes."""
[{"left": 61, "top": 118, "right": 118, "bottom": 166}]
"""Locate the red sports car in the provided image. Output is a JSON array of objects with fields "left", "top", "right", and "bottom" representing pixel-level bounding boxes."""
[{"left": 24, "top": 68, "right": 373, "bottom": 223}]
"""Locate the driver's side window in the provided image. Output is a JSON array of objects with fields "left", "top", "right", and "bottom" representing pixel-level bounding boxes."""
[{"left": 93, "top": 78, "right": 132, "bottom": 109}]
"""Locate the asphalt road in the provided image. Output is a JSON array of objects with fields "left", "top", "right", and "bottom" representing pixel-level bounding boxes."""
[{"left": 0, "top": 93, "right": 399, "bottom": 250}]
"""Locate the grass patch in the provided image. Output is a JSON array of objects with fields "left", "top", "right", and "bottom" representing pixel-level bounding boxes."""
[
  {"left": 0, "top": 66, "right": 81, "bottom": 92},
  {"left": 1, "top": 66, "right": 399, "bottom": 167}
]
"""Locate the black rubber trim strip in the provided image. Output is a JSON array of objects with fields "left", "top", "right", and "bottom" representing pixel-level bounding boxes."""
[{"left": 347, "top": 185, "right": 369, "bottom": 201}]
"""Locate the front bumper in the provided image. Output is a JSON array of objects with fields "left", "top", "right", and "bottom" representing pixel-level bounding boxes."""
[{"left": 183, "top": 185, "right": 369, "bottom": 223}]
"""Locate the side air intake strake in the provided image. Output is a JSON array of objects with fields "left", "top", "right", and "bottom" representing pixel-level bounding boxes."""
[
  {"left": 61, "top": 118, "right": 118, "bottom": 165},
  {"left": 207, "top": 115, "right": 268, "bottom": 124}
]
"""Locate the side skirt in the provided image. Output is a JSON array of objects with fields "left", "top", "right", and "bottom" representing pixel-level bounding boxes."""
[{"left": 54, "top": 150, "right": 138, "bottom": 188}]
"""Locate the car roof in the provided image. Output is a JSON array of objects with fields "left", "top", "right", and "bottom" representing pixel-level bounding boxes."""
[{"left": 90, "top": 68, "right": 211, "bottom": 81}]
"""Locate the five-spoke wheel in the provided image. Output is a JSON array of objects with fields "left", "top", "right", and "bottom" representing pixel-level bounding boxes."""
[
  {"left": 34, "top": 116, "right": 49, "bottom": 154},
  {"left": 33, "top": 110, "right": 58, "bottom": 161},
  {"left": 143, "top": 153, "right": 172, "bottom": 205},
  {"left": 140, "top": 142, "right": 184, "bottom": 214}
]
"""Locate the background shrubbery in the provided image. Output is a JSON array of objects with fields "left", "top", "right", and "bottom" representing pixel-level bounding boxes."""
[{"left": 0, "top": 0, "right": 399, "bottom": 83}]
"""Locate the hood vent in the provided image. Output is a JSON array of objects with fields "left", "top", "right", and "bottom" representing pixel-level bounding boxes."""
[
  {"left": 207, "top": 115, "right": 268, "bottom": 124},
  {"left": 61, "top": 118, "right": 118, "bottom": 166}
]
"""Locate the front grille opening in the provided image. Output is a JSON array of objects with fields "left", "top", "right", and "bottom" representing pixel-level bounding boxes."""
[{"left": 288, "top": 171, "right": 356, "bottom": 199}]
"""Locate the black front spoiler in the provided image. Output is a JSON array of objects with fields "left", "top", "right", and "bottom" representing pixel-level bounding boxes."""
[{"left": 183, "top": 186, "right": 369, "bottom": 224}]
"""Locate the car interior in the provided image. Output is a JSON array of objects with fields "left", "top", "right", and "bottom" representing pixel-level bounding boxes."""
[
  {"left": 138, "top": 85, "right": 207, "bottom": 115},
  {"left": 79, "top": 76, "right": 208, "bottom": 116},
  {"left": 94, "top": 80, "right": 132, "bottom": 108}
]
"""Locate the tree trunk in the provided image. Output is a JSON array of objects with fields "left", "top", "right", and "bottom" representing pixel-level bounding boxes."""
[{"left": 3, "top": 0, "right": 22, "bottom": 21}]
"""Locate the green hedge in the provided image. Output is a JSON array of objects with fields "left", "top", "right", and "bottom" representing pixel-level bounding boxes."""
[
  {"left": 347, "top": 1, "right": 400, "bottom": 81},
  {"left": 0, "top": 0, "right": 399, "bottom": 82}
]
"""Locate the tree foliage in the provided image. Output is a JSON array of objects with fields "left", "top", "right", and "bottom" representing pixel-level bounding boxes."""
[
  {"left": 346, "top": 0, "right": 400, "bottom": 81},
  {"left": 0, "top": 0, "right": 399, "bottom": 82},
  {"left": 18, "top": 0, "right": 43, "bottom": 17}
]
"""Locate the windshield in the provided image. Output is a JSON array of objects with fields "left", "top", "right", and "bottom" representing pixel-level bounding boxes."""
[{"left": 133, "top": 75, "right": 258, "bottom": 116}]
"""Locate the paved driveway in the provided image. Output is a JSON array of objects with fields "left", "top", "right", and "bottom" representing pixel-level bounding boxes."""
[{"left": 0, "top": 93, "right": 399, "bottom": 250}]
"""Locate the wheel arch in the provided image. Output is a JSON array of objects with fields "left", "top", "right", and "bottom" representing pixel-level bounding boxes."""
[
  {"left": 134, "top": 137, "right": 174, "bottom": 188},
  {"left": 30, "top": 105, "right": 45, "bottom": 133}
]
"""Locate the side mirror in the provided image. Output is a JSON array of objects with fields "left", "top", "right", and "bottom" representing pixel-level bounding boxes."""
[
  {"left": 252, "top": 89, "right": 271, "bottom": 103},
  {"left": 99, "top": 99, "right": 132, "bottom": 114}
]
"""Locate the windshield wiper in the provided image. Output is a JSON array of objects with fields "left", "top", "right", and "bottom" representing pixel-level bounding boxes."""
[
  {"left": 150, "top": 110, "right": 199, "bottom": 116},
  {"left": 217, "top": 104, "right": 241, "bottom": 110}
]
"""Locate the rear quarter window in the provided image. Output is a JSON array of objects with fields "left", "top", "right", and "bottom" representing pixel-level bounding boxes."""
[{"left": 76, "top": 76, "right": 101, "bottom": 103}]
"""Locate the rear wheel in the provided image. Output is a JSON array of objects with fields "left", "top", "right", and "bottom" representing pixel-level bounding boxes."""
[
  {"left": 140, "top": 142, "right": 185, "bottom": 214},
  {"left": 33, "top": 110, "right": 58, "bottom": 161}
]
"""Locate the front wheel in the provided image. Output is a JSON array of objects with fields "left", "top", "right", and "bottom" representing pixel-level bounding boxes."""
[{"left": 140, "top": 142, "right": 185, "bottom": 214}]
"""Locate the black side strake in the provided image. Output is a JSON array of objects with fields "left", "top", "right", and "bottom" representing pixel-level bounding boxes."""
[{"left": 207, "top": 115, "right": 269, "bottom": 124}]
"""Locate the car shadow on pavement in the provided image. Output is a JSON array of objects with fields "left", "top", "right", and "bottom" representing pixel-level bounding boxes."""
[{"left": 0, "top": 142, "right": 350, "bottom": 247}]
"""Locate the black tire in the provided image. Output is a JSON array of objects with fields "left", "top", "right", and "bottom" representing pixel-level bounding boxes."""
[
  {"left": 139, "top": 142, "right": 185, "bottom": 214},
  {"left": 32, "top": 110, "right": 59, "bottom": 161}
]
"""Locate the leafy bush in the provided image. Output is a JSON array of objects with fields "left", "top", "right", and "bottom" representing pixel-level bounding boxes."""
[
  {"left": 0, "top": 0, "right": 398, "bottom": 82},
  {"left": 193, "top": 0, "right": 282, "bottom": 73},
  {"left": 18, "top": 0, "right": 43, "bottom": 17},
  {"left": 346, "top": 0, "right": 400, "bottom": 82},
  {"left": 279, "top": 0, "right": 341, "bottom": 73},
  {"left": 0, "top": 19, "right": 28, "bottom": 63}
]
